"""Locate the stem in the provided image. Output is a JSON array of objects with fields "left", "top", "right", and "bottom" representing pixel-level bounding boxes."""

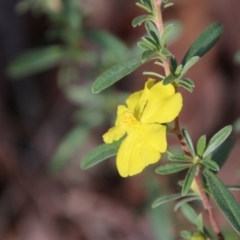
[
  {"left": 153, "top": 0, "right": 170, "bottom": 76},
  {"left": 152, "top": 1, "right": 225, "bottom": 239}
]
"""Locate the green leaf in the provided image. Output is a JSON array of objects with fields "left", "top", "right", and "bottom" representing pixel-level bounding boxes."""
[
  {"left": 182, "top": 164, "right": 197, "bottom": 195},
  {"left": 182, "top": 78, "right": 195, "bottom": 87},
  {"left": 49, "top": 125, "right": 89, "bottom": 174},
  {"left": 81, "top": 138, "right": 123, "bottom": 169},
  {"left": 174, "top": 196, "right": 200, "bottom": 211},
  {"left": 211, "top": 138, "right": 235, "bottom": 169},
  {"left": 203, "top": 125, "right": 232, "bottom": 158},
  {"left": 145, "top": 21, "right": 160, "bottom": 46},
  {"left": 92, "top": 58, "right": 142, "bottom": 93},
  {"left": 152, "top": 193, "right": 182, "bottom": 208},
  {"left": 161, "top": 24, "right": 174, "bottom": 47},
  {"left": 142, "top": 36, "right": 158, "bottom": 49},
  {"left": 132, "top": 15, "right": 150, "bottom": 27},
  {"left": 202, "top": 159, "right": 219, "bottom": 171},
  {"left": 160, "top": 48, "right": 171, "bottom": 56},
  {"left": 182, "top": 22, "right": 223, "bottom": 66},
  {"left": 136, "top": 2, "right": 151, "bottom": 12},
  {"left": 163, "top": 75, "right": 176, "bottom": 85},
  {"left": 141, "top": 0, "right": 152, "bottom": 10},
  {"left": 227, "top": 186, "right": 240, "bottom": 191},
  {"left": 180, "top": 231, "right": 192, "bottom": 239},
  {"left": 156, "top": 163, "right": 192, "bottom": 175},
  {"left": 167, "top": 153, "right": 192, "bottom": 162},
  {"left": 203, "top": 169, "right": 240, "bottom": 235},
  {"left": 7, "top": 45, "right": 65, "bottom": 79},
  {"left": 175, "top": 64, "right": 183, "bottom": 75},
  {"left": 181, "top": 203, "right": 198, "bottom": 225},
  {"left": 179, "top": 56, "right": 200, "bottom": 78},
  {"left": 85, "top": 30, "right": 128, "bottom": 60},
  {"left": 170, "top": 55, "right": 177, "bottom": 73},
  {"left": 138, "top": 40, "right": 155, "bottom": 50},
  {"left": 197, "top": 135, "right": 206, "bottom": 157},
  {"left": 141, "top": 50, "right": 156, "bottom": 62},
  {"left": 143, "top": 71, "right": 164, "bottom": 79},
  {"left": 178, "top": 81, "right": 194, "bottom": 92},
  {"left": 197, "top": 214, "right": 204, "bottom": 233},
  {"left": 182, "top": 129, "right": 195, "bottom": 157}
]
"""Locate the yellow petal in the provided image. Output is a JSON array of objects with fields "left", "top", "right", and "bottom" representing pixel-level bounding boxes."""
[
  {"left": 115, "top": 105, "right": 129, "bottom": 126},
  {"left": 103, "top": 126, "right": 125, "bottom": 144},
  {"left": 116, "top": 123, "right": 166, "bottom": 177},
  {"left": 126, "top": 78, "right": 155, "bottom": 119},
  {"left": 141, "top": 81, "right": 183, "bottom": 123}
]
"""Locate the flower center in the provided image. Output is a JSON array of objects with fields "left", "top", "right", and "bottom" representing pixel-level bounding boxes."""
[{"left": 121, "top": 112, "right": 138, "bottom": 129}]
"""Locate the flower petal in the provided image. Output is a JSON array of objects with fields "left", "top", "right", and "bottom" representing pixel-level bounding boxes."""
[
  {"left": 103, "top": 126, "right": 126, "bottom": 144},
  {"left": 116, "top": 123, "right": 166, "bottom": 177},
  {"left": 141, "top": 81, "right": 183, "bottom": 123},
  {"left": 126, "top": 78, "right": 155, "bottom": 119}
]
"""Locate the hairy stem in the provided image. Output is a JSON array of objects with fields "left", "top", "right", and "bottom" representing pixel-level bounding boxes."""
[{"left": 152, "top": 1, "right": 225, "bottom": 239}]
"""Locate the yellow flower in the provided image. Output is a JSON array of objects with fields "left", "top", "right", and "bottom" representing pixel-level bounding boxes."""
[{"left": 103, "top": 78, "right": 183, "bottom": 177}]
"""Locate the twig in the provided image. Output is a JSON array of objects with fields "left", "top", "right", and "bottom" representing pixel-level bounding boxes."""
[{"left": 152, "top": 1, "right": 225, "bottom": 239}]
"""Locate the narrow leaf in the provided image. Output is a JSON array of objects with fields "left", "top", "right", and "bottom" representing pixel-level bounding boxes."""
[
  {"left": 197, "top": 135, "right": 206, "bottom": 157},
  {"left": 174, "top": 196, "right": 200, "bottom": 211},
  {"left": 7, "top": 45, "right": 64, "bottom": 79},
  {"left": 152, "top": 193, "right": 182, "bottom": 208},
  {"left": 203, "top": 169, "right": 240, "bottom": 235},
  {"left": 211, "top": 138, "right": 235, "bottom": 169},
  {"left": 163, "top": 75, "right": 176, "bottom": 85},
  {"left": 182, "top": 22, "right": 223, "bottom": 66},
  {"left": 178, "top": 82, "right": 194, "bottom": 92},
  {"left": 92, "top": 58, "right": 142, "bottom": 93},
  {"left": 227, "top": 186, "right": 240, "bottom": 191},
  {"left": 181, "top": 203, "right": 198, "bottom": 225},
  {"left": 202, "top": 159, "right": 219, "bottom": 171},
  {"left": 182, "top": 129, "right": 195, "bottom": 157},
  {"left": 156, "top": 163, "right": 192, "bottom": 175},
  {"left": 161, "top": 24, "right": 174, "bottom": 47},
  {"left": 168, "top": 153, "right": 192, "bottom": 162},
  {"left": 141, "top": 50, "right": 156, "bottom": 62},
  {"left": 203, "top": 125, "right": 232, "bottom": 158},
  {"left": 81, "top": 138, "right": 123, "bottom": 169},
  {"left": 132, "top": 15, "right": 150, "bottom": 27},
  {"left": 180, "top": 231, "right": 192, "bottom": 239},
  {"left": 179, "top": 56, "right": 200, "bottom": 78},
  {"left": 197, "top": 214, "right": 204, "bottom": 233},
  {"left": 182, "top": 165, "right": 197, "bottom": 195},
  {"left": 170, "top": 55, "right": 177, "bottom": 73}
]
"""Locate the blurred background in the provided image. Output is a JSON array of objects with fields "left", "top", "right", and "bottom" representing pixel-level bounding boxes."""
[{"left": 1, "top": 0, "right": 240, "bottom": 239}]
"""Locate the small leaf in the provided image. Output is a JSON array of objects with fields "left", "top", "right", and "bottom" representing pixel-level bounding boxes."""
[
  {"left": 178, "top": 82, "right": 194, "bottom": 92},
  {"left": 197, "top": 214, "right": 204, "bottom": 233},
  {"left": 211, "top": 138, "right": 235, "bottom": 169},
  {"left": 132, "top": 15, "right": 150, "bottom": 27},
  {"left": 136, "top": 2, "right": 151, "bottom": 12},
  {"left": 141, "top": 50, "right": 156, "bottom": 62},
  {"left": 168, "top": 153, "right": 192, "bottom": 162},
  {"left": 161, "top": 24, "right": 174, "bottom": 47},
  {"left": 142, "top": 36, "right": 159, "bottom": 49},
  {"left": 81, "top": 138, "right": 123, "bottom": 169},
  {"left": 143, "top": 71, "right": 164, "bottom": 78},
  {"left": 179, "top": 56, "right": 200, "bottom": 78},
  {"left": 227, "top": 185, "right": 240, "bottom": 191},
  {"left": 174, "top": 196, "right": 200, "bottom": 211},
  {"left": 182, "top": 78, "right": 195, "bottom": 87},
  {"left": 181, "top": 203, "right": 198, "bottom": 225},
  {"left": 156, "top": 163, "right": 192, "bottom": 175},
  {"left": 160, "top": 48, "right": 171, "bottom": 56},
  {"left": 203, "top": 169, "right": 240, "bottom": 235},
  {"left": 7, "top": 45, "right": 64, "bottom": 79},
  {"left": 152, "top": 193, "right": 182, "bottom": 208},
  {"left": 175, "top": 64, "right": 183, "bottom": 75},
  {"left": 182, "top": 164, "right": 197, "bottom": 195},
  {"left": 138, "top": 41, "right": 155, "bottom": 50},
  {"left": 182, "top": 22, "right": 223, "bottom": 66},
  {"left": 92, "top": 58, "right": 142, "bottom": 93},
  {"left": 203, "top": 125, "right": 232, "bottom": 158},
  {"left": 163, "top": 75, "right": 176, "bottom": 85},
  {"left": 170, "top": 55, "right": 177, "bottom": 73},
  {"left": 197, "top": 135, "right": 206, "bottom": 157},
  {"left": 182, "top": 129, "right": 196, "bottom": 157},
  {"left": 180, "top": 231, "right": 192, "bottom": 239},
  {"left": 141, "top": 0, "right": 153, "bottom": 10},
  {"left": 202, "top": 159, "right": 219, "bottom": 171},
  {"left": 145, "top": 21, "right": 160, "bottom": 46}
]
